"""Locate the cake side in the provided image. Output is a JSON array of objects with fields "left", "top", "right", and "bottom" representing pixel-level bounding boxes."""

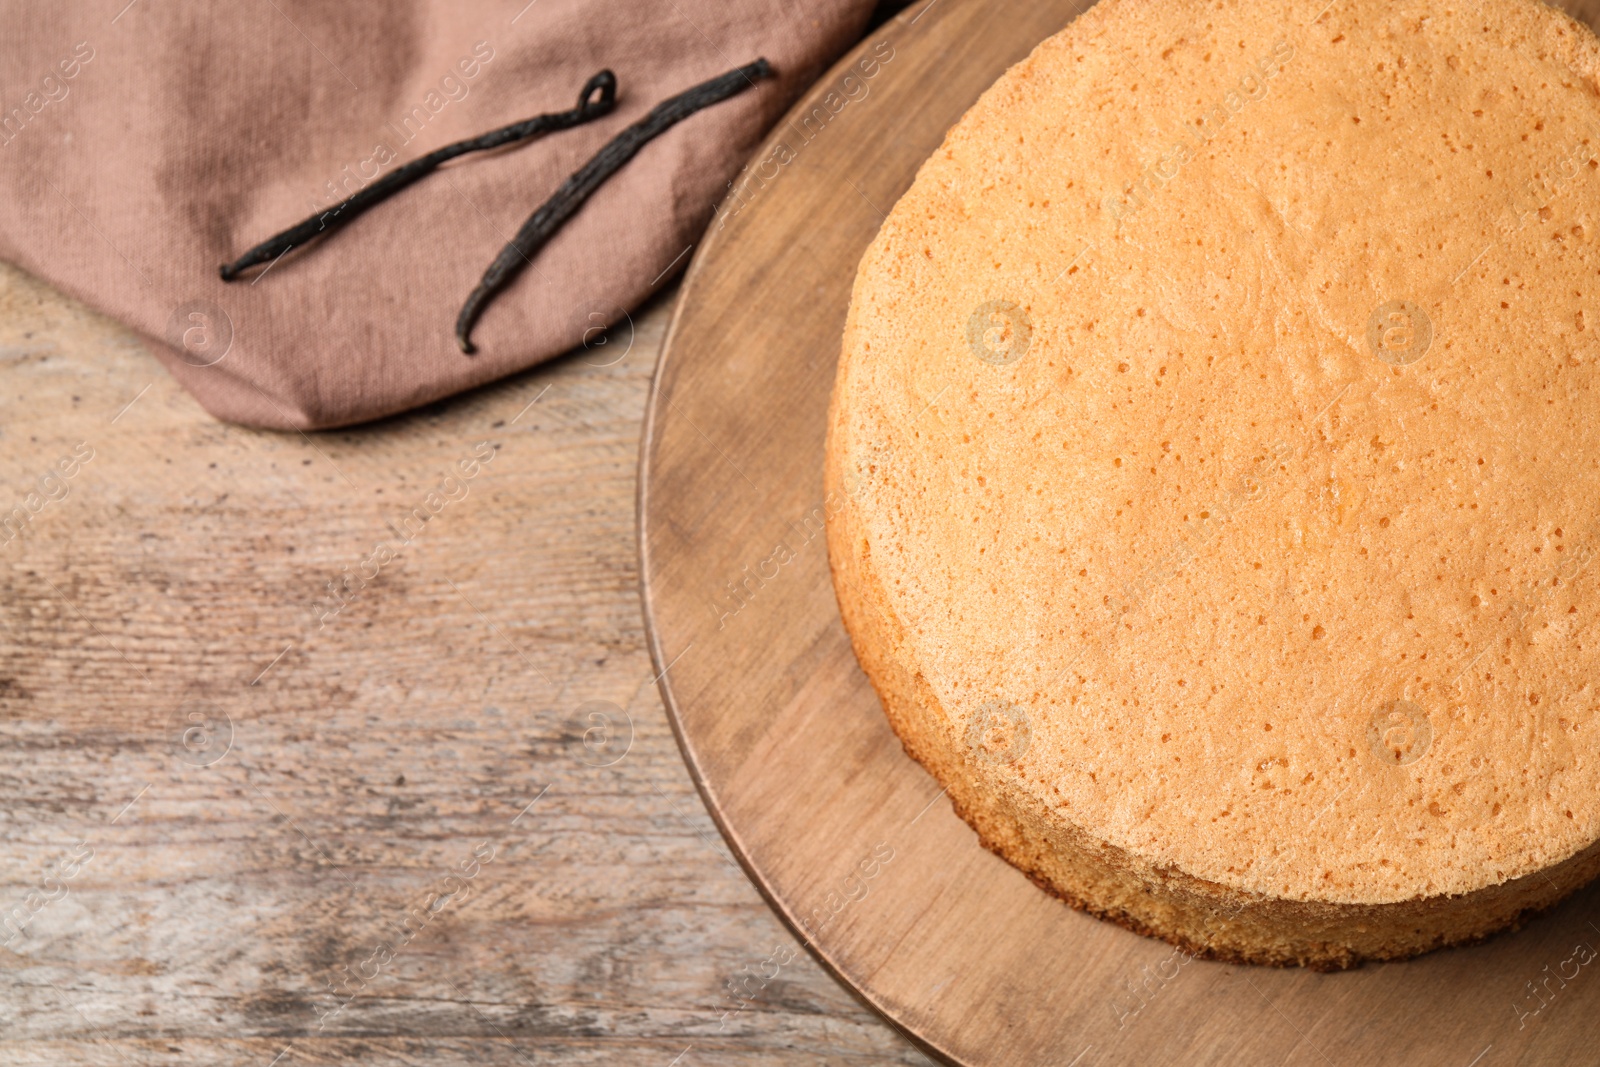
[{"left": 828, "top": 309, "right": 1600, "bottom": 967}]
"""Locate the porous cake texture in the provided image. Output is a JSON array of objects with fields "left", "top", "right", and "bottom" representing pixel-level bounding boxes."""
[{"left": 826, "top": 0, "right": 1600, "bottom": 966}]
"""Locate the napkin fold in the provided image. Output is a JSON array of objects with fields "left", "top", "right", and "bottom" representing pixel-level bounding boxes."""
[{"left": 0, "top": 0, "right": 875, "bottom": 428}]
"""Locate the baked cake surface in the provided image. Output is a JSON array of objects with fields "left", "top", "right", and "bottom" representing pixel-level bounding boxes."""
[{"left": 825, "top": 0, "right": 1600, "bottom": 966}]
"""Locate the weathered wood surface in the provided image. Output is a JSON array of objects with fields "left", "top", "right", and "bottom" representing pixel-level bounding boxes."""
[
  {"left": 639, "top": 0, "right": 1600, "bottom": 1065},
  {"left": 0, "top": 260, "right": 927, "bottom": 1065}
]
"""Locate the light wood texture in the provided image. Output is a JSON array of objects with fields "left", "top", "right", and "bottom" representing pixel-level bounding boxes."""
[
  {"left": 639, "top": 0, "right": 1600, "bottom": 1064},
  {"left": 0, "top": 260, "right": 928, "bottom": 1065}
]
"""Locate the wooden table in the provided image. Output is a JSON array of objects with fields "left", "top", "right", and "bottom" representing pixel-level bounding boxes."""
[{"left": 0, "top": 262, "right": 927, "bottom": 1065}]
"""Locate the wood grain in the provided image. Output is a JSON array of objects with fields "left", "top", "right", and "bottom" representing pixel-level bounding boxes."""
[
  {"left": 0, "top": 260, "right": 928, "bottom": 1065},
  {"left": 640, "top": 0, "right": 1600, "bottom": 1064}
]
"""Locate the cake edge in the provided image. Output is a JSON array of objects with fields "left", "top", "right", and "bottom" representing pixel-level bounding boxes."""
[{"left": 825, "top": 376, "right": 1600, "bottom": 965}]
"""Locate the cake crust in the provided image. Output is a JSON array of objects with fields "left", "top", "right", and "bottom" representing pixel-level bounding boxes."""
[{"left": 826, "top": 0, "right": 1600, "bottom": 966}]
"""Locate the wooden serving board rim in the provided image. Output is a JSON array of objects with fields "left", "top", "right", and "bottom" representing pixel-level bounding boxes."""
[{"left": 637, "top": 13, "right": 961, "bottom": 1062}]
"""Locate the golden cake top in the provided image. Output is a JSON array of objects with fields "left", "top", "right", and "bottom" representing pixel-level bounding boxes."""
[{"left": 832, "top": 0, "right": 1600, "bottom": 902}]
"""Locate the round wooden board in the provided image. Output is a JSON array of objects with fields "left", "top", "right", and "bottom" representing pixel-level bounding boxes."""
[{"left": 638, "top": 1, "right": 1600, "bottom": 1063}]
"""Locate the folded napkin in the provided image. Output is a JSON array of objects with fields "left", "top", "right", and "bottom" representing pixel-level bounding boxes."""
[{"left": 0, "top": 0, "right": 874, "bottom": 428}]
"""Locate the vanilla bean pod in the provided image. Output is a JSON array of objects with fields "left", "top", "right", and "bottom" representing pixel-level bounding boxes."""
[
  {"left": 219, "top": 70, "right": 619, "bottom": 282},
  {"left": 455, "top": 57, "right": 772, "bottom": 354}
]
